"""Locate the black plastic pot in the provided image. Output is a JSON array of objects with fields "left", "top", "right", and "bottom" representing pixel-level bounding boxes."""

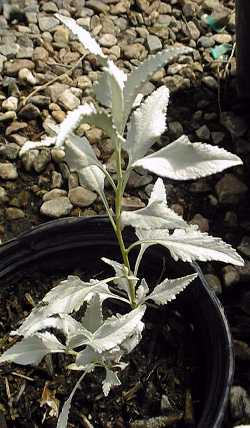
[{"left": 0, "top": 216, "right": 233, "bottom": 428}]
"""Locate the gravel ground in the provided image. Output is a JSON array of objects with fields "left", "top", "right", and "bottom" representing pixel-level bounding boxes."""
[{"left": 0, "top": 0, "right": 250, "bottom": 427}]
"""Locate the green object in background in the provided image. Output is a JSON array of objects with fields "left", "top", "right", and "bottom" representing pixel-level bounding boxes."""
[
  {"left": 201, "top": 13, "right": 229, "bottom": 32},
  {"left": 210, "top": 44, "right": 232, "bottom": 60}
]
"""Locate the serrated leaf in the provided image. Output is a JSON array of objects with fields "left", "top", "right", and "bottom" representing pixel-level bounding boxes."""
[
  {"left": 56, "top": 372, "right": 87, "bottom": 428},
  {"left": 146, "top": 273, "right": 197, "bottom": 305},
  {"left": 78, "top": 165, "right": 105, "bottom": 196},
  {"left": 121, "top": 178, "right": 187, "bottom": 230},
  {"left": 57, "top": 104, "right": 121, "bottom": 149},
  {"left": 124, "top": 86, "right": 169, "bottom": 165},
  {"left": 123, "top": 47, "right": 193, "bottom": 127},
  {"left": 104, "top": 59, "right": 127, "bottom": 132},
  {"left": 135, "top": 227, "right": 244, "bottom": 266},
  {"left": 0, "top": 333, "right": 65, "bottom": 366},
  {"left": 81, "top": 294, "right": 103, "bottom": 333},
  {"left": 55, "top": 14, "right": 106, "bottom": 62},
  {"left": 102, "top": 368, "right": 121, "bottom": 396},
  {"left": 101, "top": 257, "right": 135, "bottom": 297},
  {"left": 16, "top": 276, "right": 128, "bottom": 339},
  {"left": 133, "top": 135, "right": 243, "bottom": 179},
  {"left": 89, "top": 305, "right": 146, "bottom": 353},
  {"left": 56, "top": 103, "right": 97, "bottom": 147},
  {"left": 19, "top": 137, "right": 56, "bottom": 156},
  {"left": 12, "top": 313, "right": 83, "bottom": 339}
]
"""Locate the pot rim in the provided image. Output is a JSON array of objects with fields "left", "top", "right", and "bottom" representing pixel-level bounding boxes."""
[{"left": 0, "top": 216, "right": 234, "bottom": 428}]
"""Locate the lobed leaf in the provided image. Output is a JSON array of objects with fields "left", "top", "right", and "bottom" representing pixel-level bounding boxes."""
[{"left": 133, "top": 135, "right": 243, "bottom": 180}]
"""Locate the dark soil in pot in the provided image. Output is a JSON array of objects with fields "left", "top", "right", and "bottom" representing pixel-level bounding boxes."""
[{"left": 0, "top": 217, "right": 233, "bottom": 428}]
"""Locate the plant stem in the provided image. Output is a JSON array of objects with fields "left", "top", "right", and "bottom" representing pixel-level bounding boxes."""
[{"left": 114, "top": 142, "right": 136, "bottom": 308}]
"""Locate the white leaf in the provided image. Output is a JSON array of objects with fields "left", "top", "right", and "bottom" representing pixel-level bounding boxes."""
[
  {"left": 63, "top": 134, "right": 100, "bottom": 170},
  {"left": 56, "top": 104, "right": 96, "bottom": 147},
  {"left": 55, "top": 14, "right": 106, "bottom": 61},
  {"left": 89, "top": 306, "right": 146, "bottom": 353},
  {"left": 19, "top": 137, "right": 56, "bottom": 156},
  {"left": 124, "top": 86, "right": 169, "bottom": 165},
  {"left": 133, "top": 135, "right": 243, "bottom": 180},
  {"left": 0, "top": 333, "right": 65, "bottom": 366},
  {"left": 121, "top": 178, "right": 187, "bottom": 230},
  {"left": 135, "top": 227, "right": 244, "bottom": 266},
  {"left": 75, "top": 346, "right": 100, "bottom": 367},
  {"left": 123, "top": 46, "right": 193, "bottom": 126},
  {"left": 79, "top": 165, "right": 105, "bottom": 196},
  {"left": 56, "top": 372, "right": 87, "bottom": 428},
  {"left": 146, "top": 273, "right": 197, "bottom": 305},
  {"left": 102, "top": 368, "right": 121, "bottom": 396},
  {"left": 136, "top": 279, "right": 149, "bottom": 305},
  {"left": 12, "top": 313, "right": 83, "bottom": 339},
  {"left": 120, "top": 320, "right": 144, "bottom": 353},
  {"left": 57, "top": 104, "right": 120, "bottom": 149},
  {"left": 81, "top": 294, "right": 103, "bottom": 333},
  {"left": 94, "top": 73, "right": 112, "bottom": 108},
  {"left": 101, "top": 257, "right": 134, "bottom": 297},
  {"left": 104, "top": 59, "right": 127, "bottom": 132},
  {"left": 16, "top": 276, "right": 126, "bottom": 338}
]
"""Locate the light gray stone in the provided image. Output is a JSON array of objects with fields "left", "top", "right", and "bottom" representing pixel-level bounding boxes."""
[
  {"left": 0, "top": 43, "right": 19, "bottom": 58},
  {"left": 69, "top": 186, "right": 97, "bottom": 207},
  {"left": 99, "top": 33, "right": 117, "bottom": 48},
  {"left": 58, "top": 89, "right": 80, "bottom": 111},
  {"left": 40, "top": 197, "right": 73, "bottom": 218},
  {"left": 5, "top": 207, "right": 25, "bottom": 220},
  {"left": 230, "top": 386, "right": 250, "bottom": 420},
  {"left": 0, "top": 143, "right": 20, "bottom": 160},
  {"left": 38, "top": 16, "right": 59, "bottom": 32},
  {"left": 33, "top": 149, "right": 51, "bottom": 173},
  {"left": 146, "top": 35, "right": 162, "bottom": 53},
  {"left": 16, "top": 46, "right": 34, "bottom": 59},
  {"left": 2, "top": 96, "right": 18, "bottom": 111},
  {"left": 43, "top": 189, "right": 67, "bottom": 201},
  {"left": 0, "top": 163, "right": 18, "bottom": 180}
]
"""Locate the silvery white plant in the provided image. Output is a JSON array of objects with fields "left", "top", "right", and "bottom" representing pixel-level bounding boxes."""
[{"left": 0, "top": 14, "right": 245, "bottom": 428}]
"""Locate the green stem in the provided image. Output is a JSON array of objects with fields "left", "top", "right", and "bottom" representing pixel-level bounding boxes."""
[{"left": 114, "top": 143, "right": 136, "bottom": 308}]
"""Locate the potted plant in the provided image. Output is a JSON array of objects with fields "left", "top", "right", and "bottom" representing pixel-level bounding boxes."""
[{"left": 0, "top": 14, "right": 244, "bottom": 428}]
